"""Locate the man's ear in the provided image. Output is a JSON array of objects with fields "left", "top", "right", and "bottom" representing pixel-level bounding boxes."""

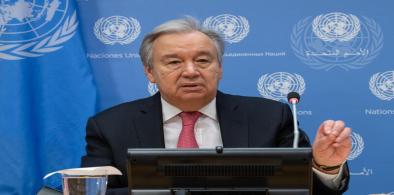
[
  {"left": 217, "top": 63, "right": 223, "bottom": 80},
  {"left": 144, "top": 65, "right": 156, "bottom": 83}
]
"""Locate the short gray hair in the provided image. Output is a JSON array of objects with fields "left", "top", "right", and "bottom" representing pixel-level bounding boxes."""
[{"left": 139, "top": 17, "right": 225, "bottom": 68}]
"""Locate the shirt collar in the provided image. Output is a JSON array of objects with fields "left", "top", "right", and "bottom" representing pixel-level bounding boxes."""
[{"left": 161, "top": 97, "right": 218, "bottom": 122}]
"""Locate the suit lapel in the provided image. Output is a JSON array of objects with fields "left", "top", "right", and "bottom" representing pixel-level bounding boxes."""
[
  {"left": 134, "top": 93, "right": 165, "bottom": 148},
  {"left": 133, "top": 91, "right": 250, "bottom": 148},
  {"left": 216, "top": 91, "right": 249, "bottom": 147}
]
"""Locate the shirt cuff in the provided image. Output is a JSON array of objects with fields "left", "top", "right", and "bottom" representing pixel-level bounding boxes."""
[{"left": 312, "top": 163, "right": 345, "bottom": 189}]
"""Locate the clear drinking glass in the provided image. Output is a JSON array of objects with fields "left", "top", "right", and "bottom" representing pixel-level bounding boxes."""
[{"left": 62, "top": 174, "right": 108, "bottom": 195}]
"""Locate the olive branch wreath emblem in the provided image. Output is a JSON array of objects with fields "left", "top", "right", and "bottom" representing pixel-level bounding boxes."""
[{"left": 0, "top": 11, "right": 78, "bottom": 60}]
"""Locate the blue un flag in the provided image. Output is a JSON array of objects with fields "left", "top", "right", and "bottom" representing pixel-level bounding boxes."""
[{"left": 0, "top": 0, "right": 97, "bottom": 194}]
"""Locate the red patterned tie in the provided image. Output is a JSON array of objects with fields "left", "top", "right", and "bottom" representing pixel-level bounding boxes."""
[{"left": 177, "top": 111, "right": 201, "bottom": 148}]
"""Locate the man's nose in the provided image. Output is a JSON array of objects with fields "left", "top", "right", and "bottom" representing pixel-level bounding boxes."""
[{"left": 182, "top": 61, "right": 199, "bottom": 76}]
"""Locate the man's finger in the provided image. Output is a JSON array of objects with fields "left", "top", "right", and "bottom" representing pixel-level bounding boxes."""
[
  {"left": 335, "top": 127, "right": 352, "bottom": 143},
  {"left": 322, "top": 120, "right": 335, "bottom": 135},
  {"left": 315, "top": 122, "right": 325, "bottom": 139},
  {"left": 331, "top": 120, "right": 345, "bottom": 137}
]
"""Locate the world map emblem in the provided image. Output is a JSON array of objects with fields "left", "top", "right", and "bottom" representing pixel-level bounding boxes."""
[
  {"left": 369, "top": 70, "right": 394, "bottom": 101},
  {"left": 203, "top": 14, "right": 249, "bottom": 44},
  {"left": 94, "top": 16, "right": 141, "bottom": 45},
  {"left": 0, "top": 0, "right": 78, "bottom": 60},
  {"left": 348, "top": 132, "right": 364, "bottom": 160},
  {"left": 257, "top": 72, "right": 305, "bottom": 101},
  {"left": 291, "top": 12, "right": 383, "bottom": 71}
]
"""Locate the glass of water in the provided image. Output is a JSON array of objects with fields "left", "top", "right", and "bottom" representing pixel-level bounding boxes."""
[{"left": 62, "top": 174, "right": 108, "bottom": 195}]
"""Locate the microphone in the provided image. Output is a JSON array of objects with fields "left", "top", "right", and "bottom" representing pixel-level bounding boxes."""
[{"left": 287, "top": 92, "right": 301, "bottom": 148}]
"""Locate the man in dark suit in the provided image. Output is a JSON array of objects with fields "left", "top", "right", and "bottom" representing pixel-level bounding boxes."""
[{"left": 82, "top": 17, "right": 351, "bottom": 194}]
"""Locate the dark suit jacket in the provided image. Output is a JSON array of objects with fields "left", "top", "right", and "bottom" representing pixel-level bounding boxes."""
[{"left": 81, "top": 91, "right": 349, "bottom": 195}]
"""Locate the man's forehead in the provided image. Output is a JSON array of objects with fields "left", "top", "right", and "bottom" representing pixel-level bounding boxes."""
[
  {"left": 160, "top": 50, "right": 215, "bottom": 58},
  {"left": 152, "top": 32, "right": 218, "bottom": 57}
]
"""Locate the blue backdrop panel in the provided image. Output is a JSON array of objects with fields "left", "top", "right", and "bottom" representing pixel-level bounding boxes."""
[{"left": 77, "top": 1, "right": 394, "bottom": 194}]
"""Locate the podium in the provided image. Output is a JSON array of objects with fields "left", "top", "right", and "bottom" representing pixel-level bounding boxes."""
[{"left": 127, "top": 147, "right": 312, "bottom": 195}]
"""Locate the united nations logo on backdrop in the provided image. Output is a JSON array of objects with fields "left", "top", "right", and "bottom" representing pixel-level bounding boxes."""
[
  {"left": 148, "top": 82, "right": 158, "bottom": 96},
  {"left": 203, "top": 14, "right": 249, "bottom": 44},
  {"left": 369, "top": 70, "right": 394, "bottom": 101},
  {"left": 94, "top": 16, "right": 141, "bottom": 45},
  {"left": 291, "top": 12, "right": 383, "bottom": 71},
  {"left": 0, "top": 0, "right": 77, "bottom": 60},
  {"left": 348, "top": 131, "right": 364, "bottom": 160},
  {"left": 257, "top": 72, "right": 305, "bottom": 101}
]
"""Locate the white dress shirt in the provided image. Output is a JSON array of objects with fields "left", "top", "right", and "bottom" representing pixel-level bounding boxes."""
[
  {"left": 160, "top": 97, "right": 343, "bottom": 188},
  {"left": 162, "top": 97, "right": 223, "bottom": 148}
]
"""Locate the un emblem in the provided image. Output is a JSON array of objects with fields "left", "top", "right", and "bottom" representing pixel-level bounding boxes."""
[
  {"left": 257, "top": 72, "right": 305, "bottom": 101},
  {"left": 348, "top": 132, "right": 364, "bottom": 161},
  {"left": 94, "top": 16, "right": 141, "bottom": 45},
  {"left": 312, "top": 12, "right": 360, "bottom": 42},
  {"left": 369, "top": 71, "right": 394, "bottom": 101},
  {"left": 0, "top": 0, "right": 78, "bottom": 60},
  {"left": 148, "top": 82, "right": 158, "bottom": 96},
  {"left": 203, "top": 14, "right": 249, "bottom": 44},
  {"left": 291, "top": 12, "right": 383, "bottom": 71}
]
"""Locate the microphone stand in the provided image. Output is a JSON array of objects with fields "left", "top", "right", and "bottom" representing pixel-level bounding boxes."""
[
  {"left": 290, "top": 100, "right": 299, "bottom": 148},
  {"left": 287, "top": 92, "right": 301, "bottom": 149}
]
